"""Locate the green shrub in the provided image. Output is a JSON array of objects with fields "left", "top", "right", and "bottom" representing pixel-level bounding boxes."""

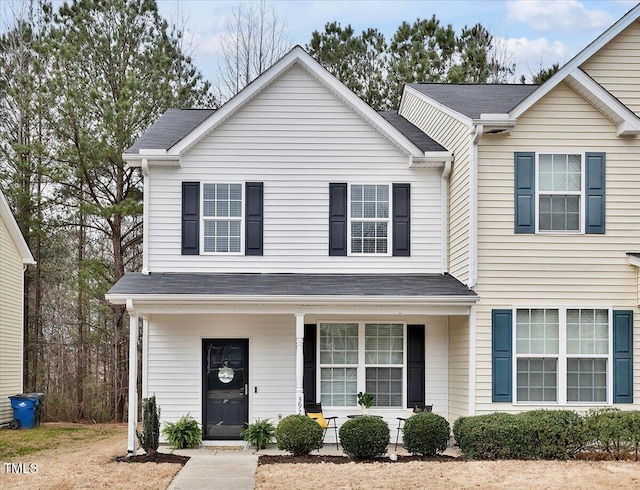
[
  {"left": 275, "top": 415, "right": 323, "bottom": 456},
  {"left": 403, "top": 412, "right": 450, "bottom": 456},
  {"left": 241, "top": 418, "right": 276, "bottom": 451},
  {"left": 454, "top": 412, "right": 525, "bottom": 459},
  {"left": 162, "top": 414, "right": 202, "bottom": 449},
  {"left": 137, "top": 396, "right": 161, "bottom": 455},
  {"left": 339, "top": 416, "right": 390, "bottom": 460},
  {"left": 584, "top": 408, "right": 640, "bottom": 459},
  {"left": 519, "top": 410, "right": 586, "bottom": 459}
]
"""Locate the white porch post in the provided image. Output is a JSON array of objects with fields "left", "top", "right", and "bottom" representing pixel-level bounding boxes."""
[
  {"left": 126, "top": 299, "right": 139, "bottom": 455},
  {"left": 295, "top": 313, "right": 305, "bottom": 414}
]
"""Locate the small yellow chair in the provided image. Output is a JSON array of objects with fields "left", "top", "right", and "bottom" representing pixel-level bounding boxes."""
[
  {"left": 395, "top": 404, "right": 433, "bottom": 450},
  {"left": 305, "top": 402, "right": 339, "bottom": 450}
]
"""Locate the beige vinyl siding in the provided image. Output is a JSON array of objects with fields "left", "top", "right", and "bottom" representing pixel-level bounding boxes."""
[
  {"left": 147, "top": 314, "right": 451, "bottom": 444},
  {"left": 448, "top": 315, "right": 469, "bottom": 420},
  {"left": 475, "top": 82, "right": 640, "bottom": 413},
  {"left": 147, "top": 65, "right": 443, "bottom": 274},
  {"left": 0, "top": 216, "right": 24, "bottom": 423},
  {"left": 581, "top": 20, "right": 640, "bottom": 116},
  {"left": 399, "top": 90, "right": 471, "bottom": 283}
]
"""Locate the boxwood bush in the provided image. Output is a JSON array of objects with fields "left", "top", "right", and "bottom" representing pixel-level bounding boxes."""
[
  {"left": 275, "top": 415, "right": 323, "bottom": 456},
  {"left": 454, "top": 412, "right": 524, "bottom": 459},
  {"left": 584, "top": 408, "right": 640, "bottom": 459},
  {"left": 339, "top": 416, "right": 390, "bottom": 460},
  {"left": 403, "top": 412, "right": 450, "bottom": 456}
]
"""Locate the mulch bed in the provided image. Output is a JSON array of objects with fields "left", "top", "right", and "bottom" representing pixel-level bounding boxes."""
[
  {"left": 258, "top": 454, "right": 459, "bottom": 465},
  {"left": 115, "top": 452, "right": 190, "bottom": 465}
]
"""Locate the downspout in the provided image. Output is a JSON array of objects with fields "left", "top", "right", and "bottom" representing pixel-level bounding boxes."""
[
  {"left": 441, "top": 160, "right": 452, "bottom": 273},
  {"left": 468, "top": 125, "right": 482, "bottom": 289},
  {"left": 141, "top": 159, "right": 150, "bottom": 275},
  {"left": 126, "top": 299, "right": 139, "bottom": 456}
]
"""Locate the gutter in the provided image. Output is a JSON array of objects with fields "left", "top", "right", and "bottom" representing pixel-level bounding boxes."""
[
  {"left": 441, "top": 160, "right": 452, "bottom": 273},
  {"left": 141, "top": 159, "right": 150, "bottom": 275},
  {"left": 468, "top": 125, "right": 482, "bottom": 289}
]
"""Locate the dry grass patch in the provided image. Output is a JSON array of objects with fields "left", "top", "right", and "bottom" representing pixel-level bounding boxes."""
[
  {"left": 256, "top": 459, "right": 640, "bottom": 489},
  {"left": 0, "top": 423, "right": 182, "bottom": 490}
]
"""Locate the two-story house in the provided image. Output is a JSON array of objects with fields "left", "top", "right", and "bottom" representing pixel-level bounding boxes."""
[
  {"left": 0, "top": 189, "right": 35, "bottom": 425},
  {"left": 108, "top": 4, "right": 640, "bottom": 454}
]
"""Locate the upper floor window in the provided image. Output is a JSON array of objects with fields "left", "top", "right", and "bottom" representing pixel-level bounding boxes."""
[
  {"left": 537, "top": 154, "right": 582, "bottom": 232},
  {"left": 202, "top": 183, "right": 243, "bottom": 253},
  {"left": 514, "top": 152, "right": 605, "bottom": 235},
  {"left": 349, "top": 184, "right": 390, "bottom": 255}
]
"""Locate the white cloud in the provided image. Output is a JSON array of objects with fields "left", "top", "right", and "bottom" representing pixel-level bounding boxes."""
[
  {"left": 506, "top": 0, "right": 614, "bottom": 33},
  {"left": 496, "top": 36, "right": 571, "bottom": 81}
]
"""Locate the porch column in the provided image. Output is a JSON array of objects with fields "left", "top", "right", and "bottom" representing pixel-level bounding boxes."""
[
  {"left": 295, "top": 313, "right": 305, "bottom": 414},
  {"left": 126, "top": 299, "right": 139, "bottom": 455}
]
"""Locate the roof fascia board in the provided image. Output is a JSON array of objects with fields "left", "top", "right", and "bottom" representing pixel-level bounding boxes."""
[
  {"left": 567, "top": 69, "right": 640, "bottom": 136},
  {"left": 404, "top": 85, "right": 473, "bottom": 127},
  {"left": 510, "top": 5, "right": 640, "bottom": 119},
  {"left": 627, "top": 254, "right": 640, "bottom": 268},
  {"left": 105, "top": 293, "right": 479, "bottom": 306},
  {"left": 409, "top": 152, "right": 453, "bottom": 168},
  {"left": 123, "top": 154, "right": 180, "bottom": 168},
  {"left": 0, "top": 190, "right": 36, "bottom": 264},
  {"left": 169, "top": 46, "right": 425, "bottom": 158}
]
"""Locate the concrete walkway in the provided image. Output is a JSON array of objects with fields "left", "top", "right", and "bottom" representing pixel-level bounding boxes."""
[{"left": 165, "top": 444, "right": 461, "bottom": 490}]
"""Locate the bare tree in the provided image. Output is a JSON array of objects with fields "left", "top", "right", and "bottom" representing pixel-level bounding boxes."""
[{"left": 217, "top": 0, "right": 292, "bottom": 102}]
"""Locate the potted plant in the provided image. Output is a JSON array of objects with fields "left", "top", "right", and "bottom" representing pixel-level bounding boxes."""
[{"left": 357, "top": 392, "right": 374, "bottom": 414}]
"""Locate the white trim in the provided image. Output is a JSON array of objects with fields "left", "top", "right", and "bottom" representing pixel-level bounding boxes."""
[
  {"left": 126, "top": 300, "right": 139, "bottom": 455},
  {"left": 468, "top": 305, "right": 476, "bottom": 416},
  {"left": 468, "top": 126, "right": 481, "bottom": 288},
  {"left": 123, "top": 154, "right": 180, "bottom": 167},
  {"left": 295, "top": 313, "right": 305, "bottom": 414},
  {"left": 565, "top": 70, "right": 640, "bottom": 136},
  {"left": 627, "top": 254, "right": 640, "bottom": 268},
  {"left": 0, "top": 189, "right": 35, "bottom": 264},
  {"left": 141, "top": 160, "right": 150, "bottom": 274},
  {"left": 511, "top": 306, "right": 613, "bottom": 407},
  {"left": 440, "top": 161, "right": 452, "bottom": 273},
  {"left": 347, "top": 183, "right": 392, "bottom": 257},
  {"left": 200, "top": 182, "right": 244, "bottom": 256},
  {"left": 169, "top": 46, "right": 425, "bottom": 159},
  {"left": 142, "top": 317, "right": 149, "bottom": 400},
  {"left": 510, "top": 4, "right": 640, "bottom": 119},
  {"left": 403, "top": 86, "right": 473, "bottom": 127},
  {"left": 409, "top": 153, "right": 453, "bottom": 168}
]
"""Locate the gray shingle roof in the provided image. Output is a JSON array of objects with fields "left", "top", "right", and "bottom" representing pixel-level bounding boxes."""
[
  {"left": 408, "top": 84, "right": 539, "bottom": 120},
  {"left": 378, "top": 111, "right": 446, "bottom": 152},
  {"left": 107, "top": 272, "right": 477, "bottom": 298},
  {"left": 126, "top": 109, "right": 215, "bottom": 154}
]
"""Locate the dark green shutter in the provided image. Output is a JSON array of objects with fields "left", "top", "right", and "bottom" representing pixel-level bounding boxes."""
[
  {"left": 514, "top": 152, "right": 535, "bottom": 234},
  {"left": 303, "top": 324, "right": 317, "bottom": 404},
  {"left": 392, "top": 183, "right": 411, "bottom": 256},
  {"left": 181, "top": 182, "right": 200, "bottom": 255},
  {"left": 245, "top": 182, "right": 263, "bottom": 255},
  {"left": 613, "top": 310, "right": 633, "bottom": 403},
  {"left": 585, "top": 152, "right": 606, "bottom": 234},
  {"left": 492, "top": 309, "right": 513, "bottom": 402},
  {"left": 329, "top": 183, "right": 347, "bottom": 256},
  {"left": 407, "top": 325, "right": 425, "bottom": 408}
]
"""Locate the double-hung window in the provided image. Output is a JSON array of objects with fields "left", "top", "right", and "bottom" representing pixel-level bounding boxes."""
[
  {"left": 202, "top": 183, "right": 243, "bottom": 253},
  {"left": 538, "top": 154, "right": 582, "bottom": 232},
  {"left": 515, "top": 308, "right": 610, "bottom": 404},
  {"left": 349, "top": 185, "right": 390, "bottom": 255},
  {"left": 319, "top": 322, "right": 404, "bottom": 407}
]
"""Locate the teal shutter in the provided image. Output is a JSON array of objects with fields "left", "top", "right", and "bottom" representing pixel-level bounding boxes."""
[
  {"left": 613, "top": 310, "right": 633, "bottom": 403},
  {"left": 514, "top": 152, "right": 535, "bottom": 234},
  {"left": 245, "top": 182, "right": 263, "bottom": 255},
  {"left": 585, "top": 152, "right": 606, "bottom": 234},
  {"left": 181, "top": 182, "right": 200, "bottom": 255},
  {"left": 392, "top": 183, "right": 411, "bottom": 256},
  {"left": 329, "top": 183, "right": 347, "bottom": 256},
  {"left": 492, "top": 309, "right": 513, "bottom": 402}
]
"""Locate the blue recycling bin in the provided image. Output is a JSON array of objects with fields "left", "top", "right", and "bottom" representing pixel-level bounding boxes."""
[{"left": 9, "top": 393, "right": 44, "bottom": 430}]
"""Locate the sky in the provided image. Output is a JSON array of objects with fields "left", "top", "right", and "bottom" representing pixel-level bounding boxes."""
[{"left": 153, "top": 0, "right": 638, "bottom": 84}]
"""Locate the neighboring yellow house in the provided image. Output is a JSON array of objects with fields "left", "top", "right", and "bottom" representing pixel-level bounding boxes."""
[
  {"left": 399, "top": 4, "right": 640, "bottom": 417},
  {"left": 0, "top": 189, "right": 36, "bottom": 424}
]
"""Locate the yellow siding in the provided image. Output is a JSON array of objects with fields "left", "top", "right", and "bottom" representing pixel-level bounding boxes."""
[
  {"left": 0, "top": 216, "right": 25, "bottom": 423},
  {"left": 400, "top": 91, "right": 471, "bottom": 282},
  {"left": 475, "top": 82, "right": 640, "bottom": 413},
  {"left": 448, "top": 316, "right": 469, "bottom": 420},
  {"left": 581, "top": 20, "right": 640, "bottom": 115}
]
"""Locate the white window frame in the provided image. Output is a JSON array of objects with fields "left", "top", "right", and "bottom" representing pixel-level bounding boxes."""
[
  {"left": 512, "top": 306, "right": 613, "bottom": 406},
  {"left": 534, "top": 151, "right": 586, "bottom": 234},
  {"left": 317, "top": 321, "right": 406, "bottom": 409},
  {"left": 200, "top": 182, "right": 244, "bottom": 255},
  {"left": 347, "top": 184, "right": 392, "bottom": 256}
]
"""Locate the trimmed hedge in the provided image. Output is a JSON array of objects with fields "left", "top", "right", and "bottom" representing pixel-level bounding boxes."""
[
  {"left": 403, "top": 412, "right": 450, "bottom": 456},
  {"left": 339, "top": 415, "right": 390, "bottom": 460},
  {"left": 454, "top": 409, "right": 640, "bottom": 460},
  {"left": 275, "top": 415, "right": 323, "bottom": 456}
]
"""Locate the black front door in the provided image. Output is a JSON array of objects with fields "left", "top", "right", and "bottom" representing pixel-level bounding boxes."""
[{"left": 203, "top": 339, "right": 248, "bottom": 440}]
